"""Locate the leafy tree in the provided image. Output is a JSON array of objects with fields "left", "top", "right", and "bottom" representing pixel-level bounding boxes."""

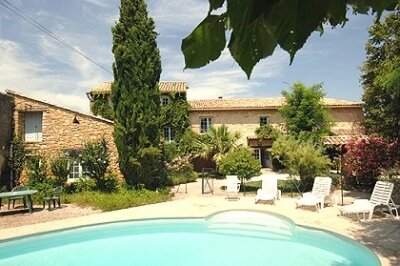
[
  {"left": 50, "top": 153, "right": 70, "bottom": 187},
  {"left": 182, "top": 1, "right": 398, "bottom": 78},
  {"left": 112, "top": 0, "right": 162, "bottom": 188},
  {"left": 196, "top": 125, "right": 241, "bottom": 166},
  {"left": 279, "top": 82, "right": 331, "bottom": 143},
  {"left": 219, "top": 148, "right": 261, "bottom": 180},
  {"left": 271, "top": 135, "right": 331, "bottom": 191},
  {"left": 362, "top": 10, "right": 400, "bottom": 141},
  {"left": 344, "top": 136, "right": 399, "bottom": 188}
]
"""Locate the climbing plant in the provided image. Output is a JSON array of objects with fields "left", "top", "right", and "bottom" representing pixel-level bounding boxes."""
[
  {"left": 160, "top": 92, "right": 190, "bottom": 141},
  {"left": 90, "top": 93, "right": 113, "bottom": 120}
]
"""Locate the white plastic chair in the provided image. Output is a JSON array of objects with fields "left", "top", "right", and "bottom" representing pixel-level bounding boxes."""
[
  {"left": 296, "top": 177, "right": 332, "bottom": 212},
  {"left": 339, "top": 181, "right": 399, "bottom": 220},
  {"left": 255, "top": 176, "right": 281, "bottom": 204},
  {"left": 226, "top": 175, "right": 240, "bottom": 200}
]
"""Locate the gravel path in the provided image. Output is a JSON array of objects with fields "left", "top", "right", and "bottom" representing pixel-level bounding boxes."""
[{"left": 0, "top": 204, "right": 100, "bottom": 229}]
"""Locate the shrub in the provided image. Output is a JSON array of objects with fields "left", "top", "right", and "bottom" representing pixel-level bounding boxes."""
[
  {"left": 219, "top": 149, "right": 261, "bottom": 180},
  {"left": 80, "top": 138, "right": 110, "bottom": 190},
  {"left": 27, "top": 153, "right": 52, "bottom": 200},
  {"left": 167, "top": 167, "right": 198, "bottom": 186},
  {"left": 27, "top": 153, "right": 48, "bottom": 187},
  {"left": 63, "top": 189, "right": 170, "bottom": 212},
  {"left": 74, "top": 177, "right": 97, "bottom": 193},
  {"left": 96, "top": 173, "right": 120, "bottom": 193},
  {"left": 50, "top": 153, "right": 70, "bottom": 187},
  {"left": 255, "top": 124, "right": 281, "bottom": 140},
  {"left": 271, "top": 135, "right": 331, "bottom": 191},
  {"left": 344, "top": 136, "right": 399, "bottom": 188}
]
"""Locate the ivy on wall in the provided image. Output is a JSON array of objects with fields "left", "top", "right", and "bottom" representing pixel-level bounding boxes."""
[
  {"left": 90, "top": 93, "right": 113, "bottom": 120},
  {"left": 90, "top": 90, "right": 190, "bottom": 141},
  {"left": 160, "top": 92, "right": 190, "bottom": 140}
]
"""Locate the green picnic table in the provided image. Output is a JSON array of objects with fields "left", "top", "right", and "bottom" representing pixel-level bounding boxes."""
[{"left": 0, "top": 190, "right": 38, "bottom": 214}]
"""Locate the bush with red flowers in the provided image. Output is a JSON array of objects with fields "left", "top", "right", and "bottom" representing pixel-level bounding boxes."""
[{"left": 344, "top": 136, "right": 399, "bottom": 189}]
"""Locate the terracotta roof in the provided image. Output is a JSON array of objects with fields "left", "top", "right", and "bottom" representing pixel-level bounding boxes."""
[
  {"left": 5, "top": 90, "right": 113, "bottom": 124},
  {"left": 322, "top": 135, "right": 358, "bottom": 145},
  {"left": 90, "top": 81, "right": 187, "bottom": 94},
  {"left": 189, "top": 97, "right": 361, "bottom": 111}
]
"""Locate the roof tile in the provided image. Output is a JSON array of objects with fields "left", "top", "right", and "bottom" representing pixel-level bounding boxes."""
[
  {"left": 189, "top": 97, "right": 361, "bottom": 110},
  {"left": 90, "top": 81, "right": 187, "bottom": 93}
]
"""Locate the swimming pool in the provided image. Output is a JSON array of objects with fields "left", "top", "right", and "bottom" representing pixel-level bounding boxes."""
[{"left": 0, "top": 210, "right": 379, "bottom": 266}]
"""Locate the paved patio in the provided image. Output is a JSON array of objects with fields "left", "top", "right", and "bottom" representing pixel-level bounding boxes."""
[{"left": 0, "top": 177, "right": 399, "bottom": 265}]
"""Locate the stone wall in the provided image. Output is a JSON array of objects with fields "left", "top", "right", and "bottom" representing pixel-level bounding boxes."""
[
  {"left": 0, "top": 93, "right": 13, "bottom": 187},
  {"left": 9, "top": 92, "right": 121, "bottom": 178},
  {"left": 189, "top": 106, "right": 364, "bottom": 145}
]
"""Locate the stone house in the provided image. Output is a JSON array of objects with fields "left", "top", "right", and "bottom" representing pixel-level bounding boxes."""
[
  {"left": 0, "top": 82, "right": 189, "bottom": 185},
  {"left": 87, "top": 82, "right": 363, "bottom": 171},
  {"left": 2, "top": 90, "right": 120, "bottom": 183},
  {"left": 188, "top": 97, "right": 363, "bottom": 169},
  {"left": 1, "top": 82, "right": 363, "bottom": 185}
]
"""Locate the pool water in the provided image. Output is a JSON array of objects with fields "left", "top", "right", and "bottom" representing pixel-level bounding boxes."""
[{"left": 0, "top": 211, "right": 379, "bottom": 266}]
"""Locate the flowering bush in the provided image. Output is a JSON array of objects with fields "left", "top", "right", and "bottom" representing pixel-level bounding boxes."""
[
  {"left": 80, "top": 138, "right": 110, "bottom": 191},
  {"left": 345, "top": 136, "right": 399, "bottom": 188}
]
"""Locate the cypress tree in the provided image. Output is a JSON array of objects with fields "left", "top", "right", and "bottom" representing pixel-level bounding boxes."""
[{"left": 111, "top": 0, "right": 162, "bottom": 188}]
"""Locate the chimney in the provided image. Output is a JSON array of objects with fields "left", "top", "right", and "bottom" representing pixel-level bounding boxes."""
[{"left": 218, "top": 96, "right": 223, "bottom": 100}]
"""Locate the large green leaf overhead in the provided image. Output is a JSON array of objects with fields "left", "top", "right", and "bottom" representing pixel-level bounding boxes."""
[
  {"left": 182, "top": 0, "right": 398, "bottom": 78},
  {"left": 182, "top": 15, "right": 226, "bottom": 69}
]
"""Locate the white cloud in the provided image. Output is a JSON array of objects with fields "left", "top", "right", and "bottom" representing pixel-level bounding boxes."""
[
  {"left": 149, "top": 0, "right": 208, "bottom": 33},
  {"left": 82, "top": 0, "right": 110, "bottom": 7},
  {"left": 0, "top": 39, "right": 93, "bottom": 114}
]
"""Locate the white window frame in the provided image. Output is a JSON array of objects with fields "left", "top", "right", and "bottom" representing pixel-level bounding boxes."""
[
  {"left": 252, "top": 148, "right": 261, "bottom": 162},
  {"left": 163, "top": 127, "right": 175, "bottom": 142},
  {"left": 200, "top": 117, "right": 212, "bottom": 133},
  {"left": 67, "top": 160, "right": 87, "bottom": 179},
  {"left": 160, "top": 96, "right": 169, "bottom": 107},
  {"left": 259, "top": 116, "right": 268, "bottom": 126},
  {"left": 24, "top": 112, "right": 43, "bottom": 142}
]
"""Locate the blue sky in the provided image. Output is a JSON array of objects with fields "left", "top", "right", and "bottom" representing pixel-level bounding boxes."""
[{"left": 0, "top": 0, "right": 376, "bottom": 113}]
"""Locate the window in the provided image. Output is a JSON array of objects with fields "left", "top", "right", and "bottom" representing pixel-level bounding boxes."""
[
  {"left": 252, "top": 149, "right": 261, "bottom": 161},
  {"left": 160, "top": 97, "right": 169, "bottom": 107},
  {"left": 68, "top": 160, "right": 87, "bottom": 179},
  {"left": 200, "top": 117, "right": 212, "bottom": 133},
  {"left": 163, "top": 127, "right": 175, "bottom": 142},
  {"left": 259, "top": 116, "right": 268, "bottom": 126},
  {"left": 24, "top": 112, "right": 43, "bottom": 142}
]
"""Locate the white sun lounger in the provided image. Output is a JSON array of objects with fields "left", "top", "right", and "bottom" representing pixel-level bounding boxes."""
[
  {"left": 255, "top": 176, "right": 281, "bottom": 204},
  {"left": 296, "top": 177, "right": 332, "bottom": 212},
  {"left": 226, "top": 175, "right": 241, "bottom": 201},
  {"left": 339, "top": 181, "right": 399, "bottom": 220}
]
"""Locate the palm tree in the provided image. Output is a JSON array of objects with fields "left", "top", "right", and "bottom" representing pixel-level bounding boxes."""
[{"left": 197, "top": 124, "right": 241, "bottom": 166}]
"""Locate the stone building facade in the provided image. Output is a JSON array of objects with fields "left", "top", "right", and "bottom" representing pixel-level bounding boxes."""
[
  {"left": 6, "top": 90, "right": 121, "bottom": 181},
  {"left": 189, "top": 97, "right": 363, "bottom": 168}
]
